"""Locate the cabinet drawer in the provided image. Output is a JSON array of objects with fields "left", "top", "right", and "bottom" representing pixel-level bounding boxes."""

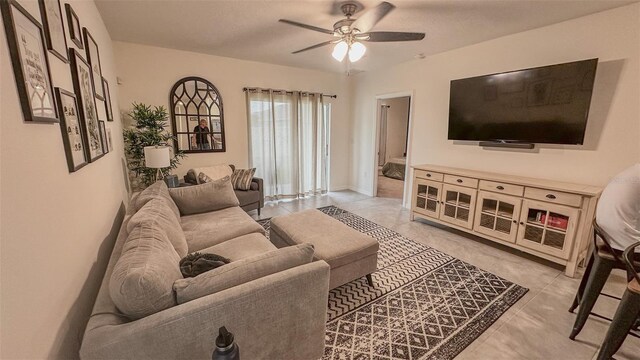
[
  {"left": 479, "top": 180, "right": 524, "bottom": 197},
  {"left": 524, "top": 187, "right": 582, "bottom": 207},
  {"left": 444, "top": 174, "right": 479, "bottom": 188},
  {"left": 415, "top": 169, "right": 443, "bottom": 182}
]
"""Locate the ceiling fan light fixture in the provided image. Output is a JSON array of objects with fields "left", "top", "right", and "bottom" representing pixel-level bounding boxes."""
[
  {"left": 349, "top": 41, "right": 366, "bottom": 62},
  {"left": 332, "top": 40, "right": 348, "bottom": 62}
]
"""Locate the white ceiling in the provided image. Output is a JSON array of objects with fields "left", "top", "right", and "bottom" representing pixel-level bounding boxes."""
[{"left": 96, "top": 0, "right": 635, "bottom": 73}]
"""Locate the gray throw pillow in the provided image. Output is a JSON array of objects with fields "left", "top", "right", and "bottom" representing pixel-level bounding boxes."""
[
  {"left": 173, "top": 243, "right": 314, "bottom": 304},
  {"left": 168, "top": 176, "right": 239, "bottom": 216},
  {"left": 231, "top": 168, "right": 256, "bottom": 191}
]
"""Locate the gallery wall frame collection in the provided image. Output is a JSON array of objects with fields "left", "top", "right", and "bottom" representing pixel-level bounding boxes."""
[
  {"left": 2, "top": 0, "right": 115, "bottom": 172},
  {"left": 64, "top": 3, "right": 82, "bottom": 49},
  {"left": 1, "top": 0, "right": 59, "bottom": 123},
  {"left": 55, "top": 87, "right": 88, "bottom": 172},
  {"left": 39, "top": 0, "right": 68, "bottom": 63},
  {"left": 70, "top": 48, "right": 104, "bottom": 163}
]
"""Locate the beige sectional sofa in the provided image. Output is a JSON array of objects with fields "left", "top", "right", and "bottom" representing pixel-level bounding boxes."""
[{"left": 80, "top": 181, "right": 330, "bottom": 359}]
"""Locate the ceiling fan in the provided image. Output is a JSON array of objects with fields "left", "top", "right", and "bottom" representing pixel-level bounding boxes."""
[{"left": 279, "top": 1, "right": 425, "bottom": 63}]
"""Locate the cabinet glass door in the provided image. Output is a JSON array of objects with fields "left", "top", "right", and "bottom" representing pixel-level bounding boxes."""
[
  {"left": 474, "top": 191, "right": 521, "bottom": 243},
  {"left": 413, "top": 179, "right": 441, "bottom": 218},
  {"left": 439, "top": 184, "right": 477, "bottom": 229},
  {"left": 516, "top": 200, "right": 579, "bottom": 259}
]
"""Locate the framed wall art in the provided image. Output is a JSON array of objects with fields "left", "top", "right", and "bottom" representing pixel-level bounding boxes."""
[
  {"left": 55, "top": 88, "right": 88, "bottom": 172},
  {"left": 99, "top": 120, "right": 108, "bottom": 154},
  {"left": 1, "top": 0, "right": 58, "bottom": 123},
  {"left": 38, "top": 0, "right": 68, "bottom": 62},
  {"left": 70, "top": 48, "right": 104, "bottom": 162},
  {"left": 102, "top": 77, "right": 114, "bottom": 121},
  {"left": 106, "top": 127, "right": 113, "bottom": 151},
  {"left": 83, "top": 27, "right": 104, "bottom": 100},
  {"left": 64, "top": 3, "right": 82, "bottom": 49}
]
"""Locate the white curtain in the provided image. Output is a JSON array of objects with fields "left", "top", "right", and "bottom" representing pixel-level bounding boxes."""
[{"left": 246, "top": 89, "right": 328, "bottom": 200}]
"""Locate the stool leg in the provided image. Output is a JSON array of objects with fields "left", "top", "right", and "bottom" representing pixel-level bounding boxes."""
[
  {"left": 570, "top": 255, "right": 614, "bottom": 340},
  {"left": 570, "top": 254, "right": 595, "bottom": 313},
  {"left": 596, "top": 290, "right": 640, "bottom": 360},
  {"left": 366, "top": 274, "right": 374, "bottom": 287}
]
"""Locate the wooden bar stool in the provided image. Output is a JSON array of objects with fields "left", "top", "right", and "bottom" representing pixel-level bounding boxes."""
[
  {"left": 569, "top": 221, "right": 639, "bottom": 340},
  {"left": 596, "top": 242, "right": 640, "bottom": 360}
]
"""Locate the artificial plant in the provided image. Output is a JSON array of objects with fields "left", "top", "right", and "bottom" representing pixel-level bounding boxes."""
[{"left": 123, "top": 103, "right": 185, "bottom": 188}]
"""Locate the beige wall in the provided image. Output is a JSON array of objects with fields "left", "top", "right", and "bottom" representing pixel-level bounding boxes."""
[
  {"left": 349, "top": 3, "right": 640, "bottom": 197},
  {"left": 381, "top": 96, "right": 410, "bottom": 162},
  {"left": 0, "top": 0, "right": 128, "bottom": 358},
  {"left": 113, "top": 42, "right": 352, "bottom": 190}
]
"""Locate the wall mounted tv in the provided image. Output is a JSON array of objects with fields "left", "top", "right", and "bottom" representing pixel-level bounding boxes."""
[{"left": 448, "top": 58, "right": 598, "bottom": 146}]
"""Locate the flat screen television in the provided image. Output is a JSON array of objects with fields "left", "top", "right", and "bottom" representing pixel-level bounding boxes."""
[{"left": 448, "top": 58, "right": 598, "bottom": 145}]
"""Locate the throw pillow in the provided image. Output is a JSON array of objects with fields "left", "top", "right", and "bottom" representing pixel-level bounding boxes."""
[
  {"left": 173, "top": 243, "right": 314, "bottom": 304},
  {"left": 198, "top": 172, "right": 213, "bottom": 184},
  {"left": 180, "top": 252, "right": 231, "bottom": 278},
  {"left": 231, "top": 168, "right": 256, "bottom": 191},
  {"left": 110, "top": 224, "right": 182, "bottom": 319},
  {"left": 193, "top": 165, "right": 233, "bottom": 184},
  {"left": 168, "top": 176, "right": 239, "bottom": 215},
  {"left": 127, "top": 198, "right": 189, "bottom": 258}
]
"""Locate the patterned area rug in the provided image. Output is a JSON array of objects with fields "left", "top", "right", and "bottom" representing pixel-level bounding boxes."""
[{"left": 257, "top": 206, "right": 528, "bottom": 360}]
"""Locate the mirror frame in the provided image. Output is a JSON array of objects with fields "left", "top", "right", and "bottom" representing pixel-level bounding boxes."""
[{"left": 169, "top": 76, "right": 226, "bottom": 153}]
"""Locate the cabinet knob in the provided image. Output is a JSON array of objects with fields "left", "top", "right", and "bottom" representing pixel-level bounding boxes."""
[
  {"left": 512, "top": 220, "right": 517, "bottom": 224},
  {"left": 456, "top": 179, "right": 463, "bottom": 183},
  {"left": 546, "top": 194, "right": 557, "bottom": 200},
  {"left": 496, "top": 186, "right": 505, "bottom": 190},
  {"left": 520, "top": 222, "right": 525, "bottom": 225},
  {"left": 426, "top": 173, "right": 431, "bottom": 177}
]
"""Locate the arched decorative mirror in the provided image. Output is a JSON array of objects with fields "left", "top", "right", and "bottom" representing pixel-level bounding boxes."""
[{"left": 170, "top": 77, "right": 225, "bottom": 153}]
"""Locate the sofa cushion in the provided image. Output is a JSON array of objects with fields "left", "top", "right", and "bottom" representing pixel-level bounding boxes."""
[
  {"left": 234, "top": 189, "right": 260, "bottom": 207},
  {"left": 127, "top": 198, "right": 189, "bottom": 258},
  {"left": 198, "top": 233, "right": 277, "bottom": 261},
  {"left": 173, "top": 244, "right": 314, "bottom": 304},
  {"left": 168, "top": 176, "right": 239, "bottom": 216},
  {"left": 109, "top": 224, "right": 182, "bottom": 319},
  {"left": 193, "top": 164, "right": 233, "bottom": 184},
  {"left": 181, "top": 206, "right": 266, "bottom": 252},
  {"left": 231, "top": 168, "right": 256, "bottom": 191},
  {"left": 133, "top": 180, "right": 180, "bottom": 220}
]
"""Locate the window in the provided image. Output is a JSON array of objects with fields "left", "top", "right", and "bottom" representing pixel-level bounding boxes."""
[{"left": 170, "top": 77, "right": 225, "bottom": 153}]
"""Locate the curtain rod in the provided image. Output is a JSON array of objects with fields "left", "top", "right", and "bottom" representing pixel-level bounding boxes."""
[{"left": 243, "top": 87, "right": 337, "bottom": 99}]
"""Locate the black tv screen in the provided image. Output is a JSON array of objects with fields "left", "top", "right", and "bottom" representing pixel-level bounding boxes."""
[{"left": 448, "top": 59, "right": 598, "bottom": 145}]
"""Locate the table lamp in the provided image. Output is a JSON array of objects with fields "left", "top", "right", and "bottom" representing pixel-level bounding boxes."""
[{"left": 144, "top": 145, "right": 171, "bottom": 181}]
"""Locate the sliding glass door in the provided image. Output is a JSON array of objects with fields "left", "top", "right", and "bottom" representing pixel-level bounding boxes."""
[{"left": 246, "top": 89, "right": 329, "bottom": 200}]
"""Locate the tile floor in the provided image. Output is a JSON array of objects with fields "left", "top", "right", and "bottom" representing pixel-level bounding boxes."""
[{"left": 250, "top": 190, "right": 640, "bottom": 360}]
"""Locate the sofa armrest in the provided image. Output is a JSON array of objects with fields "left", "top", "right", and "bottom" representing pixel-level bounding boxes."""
[
  {"left": 80, "top": 261, "right": 330, "bottom": 360},
  {"left": 251, "top": 177, "right": 264, "bottom": 208}
]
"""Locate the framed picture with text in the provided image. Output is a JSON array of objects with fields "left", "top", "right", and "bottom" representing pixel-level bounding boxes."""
[
  {"left": 83, "top": 27, "right": 104, "bottom": 100},
  {"left": 1, "top": 0, "right": 58, "bottom": 122},
  {"left": 70, "top": 48, "right": 104, "bottom": 162},
  {"left": 38, "top": 0, "right": 68, "bottom": 62},
  {"left": 64, "top": 3, "right": 82, "bottom": 49},
  {"left": 55, "top": 88, "right": 88, "bottom": 172}
]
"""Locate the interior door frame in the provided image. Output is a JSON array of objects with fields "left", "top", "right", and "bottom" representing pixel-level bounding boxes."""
[{"left": 371, "top": 90, "right": 415, "bottom": 208}]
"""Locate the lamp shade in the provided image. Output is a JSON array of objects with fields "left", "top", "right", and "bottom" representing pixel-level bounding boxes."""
[
  {"left": 332, "top": 40, "right": 348, "bottom": 62},
  {"left": 144, "top": 146, "right": 171, "bottom": 168},
  {"left": 349, "top": 42, "right": 366, "bottom": 62}
]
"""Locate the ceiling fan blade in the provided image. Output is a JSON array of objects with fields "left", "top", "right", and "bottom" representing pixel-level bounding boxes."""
[
  {"left": 360, "top": 31, "right": 426, "bottom": 42},
  {"left": 292, "top": 40, "right": 337, "bottom": 54},
  {"left": 352, "top": 1, "right": 395, "bottom": 33},
  {"left": 279, "top": 19, "right": 334, "bottom": 35}
]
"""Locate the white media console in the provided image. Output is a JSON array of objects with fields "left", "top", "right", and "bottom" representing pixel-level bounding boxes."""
[{"left": 410, "top": 164, "right": 602, "bottom": 277}]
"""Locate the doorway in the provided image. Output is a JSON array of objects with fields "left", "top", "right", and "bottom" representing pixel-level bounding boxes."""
[{"left": 375, "top": 96, "right": 411, "bottom": 200}]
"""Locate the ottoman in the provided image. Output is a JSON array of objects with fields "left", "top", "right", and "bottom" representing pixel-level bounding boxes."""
[{"left": 270, "top": 209, "right": 379, "bottom": 289}]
